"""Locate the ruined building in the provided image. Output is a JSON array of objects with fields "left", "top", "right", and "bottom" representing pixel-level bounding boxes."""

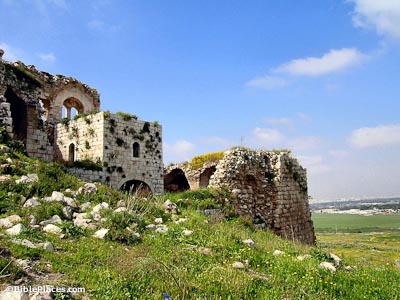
[
  {"left": 0, "top": 49, "right": 163, "bottom": 194},
  {"left": 165, "top": 148, "right": 316, "bottom": 244},
  {"left": 0, "top": 48, "right": 315, "bottom": 243}
]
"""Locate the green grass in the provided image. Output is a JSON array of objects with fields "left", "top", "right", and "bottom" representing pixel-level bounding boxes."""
[
  {"left": 0, "top": 149, "right": 399, "bottom": 299},
  {"left": 313, "top": 213, "right": 400, "bottom": 266},
  {"left": 312, "top": 213, "right": 400, "bottom": 233}
]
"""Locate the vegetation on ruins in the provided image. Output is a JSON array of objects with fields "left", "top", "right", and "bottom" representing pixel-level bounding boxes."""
[
  {"left": 189, "top": 151, "right": 225, "bottom": 170},
  {"left": 0, "top": 147, "right": 399, "bottom": 299},
  {"left": 116, "top": 111, "right": 138, "bottom": 121}
]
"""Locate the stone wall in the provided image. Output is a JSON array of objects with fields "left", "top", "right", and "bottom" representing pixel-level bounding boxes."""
[
  {"left": 165, "top": 148, "right": 315, "bottom": 244},
  {"left": 0, "top": 48, "right": 164, "bottom": 194},
  {"left": 55, "top": 112, "right": 164, "bottom": 194},
  {"left": 0, "top": 50, "right": 100, "bottom": 161}
]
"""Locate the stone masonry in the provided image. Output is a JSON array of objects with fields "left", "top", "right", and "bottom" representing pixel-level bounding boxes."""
[
  {"left": 0, "top": 48, "right": 163, "bottom": 193},
  {"left": 165, "top": 148, "right": 316, "bottom": 244},
  {"left": 55, "top": 112, "right": 163, "bottom": 194}
]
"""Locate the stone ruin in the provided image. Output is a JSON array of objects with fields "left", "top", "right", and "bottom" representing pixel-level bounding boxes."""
[
  {"left": 165, "top": 148, "right": 316, "bottom": 244},
  {"left": 0, "top": 48, "right": 315, "bottom": 243},
  {"left": 0, "top": 49, "right": 163, "bottom": 194}
]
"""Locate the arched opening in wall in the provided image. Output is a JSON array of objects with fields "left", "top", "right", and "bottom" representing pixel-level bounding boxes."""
[
  {"left": 68, "top": 143, "right": 75, "bottom": 162},
  {"left": 120, "top": 180, "right": 152, "bottom": 196},
  {"left": 199, "top": 166, "right": 217, "bottom": 188},
  {"left": 133, "top": 142, "right": 140, "bottom": 158},
  {"left": 62, "top": 97, "right": 84, "bottom": 119},
  {"left": 4, "top": 88, "right": 27, "bottom": 144},
  {"left": 164, "top": 169, "right": 190, "bottom": 193}
]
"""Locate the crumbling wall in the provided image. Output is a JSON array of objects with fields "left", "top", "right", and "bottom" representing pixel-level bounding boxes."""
[
  {"left": 0, "top": 48, "right": 163, "bottom": 194},
  {"left": 209, "top": 148, "right": 315, "bottom": 244},
  {"left": 165, "top": 148, "right": 315, "bottom": 244},
  {"left": 0, "top": 49, "right": 100, "bottom": 161}
]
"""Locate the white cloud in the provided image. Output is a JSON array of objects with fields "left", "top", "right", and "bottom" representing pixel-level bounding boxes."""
[
  {"left": 297, "top": 155, "right": 331, "bottom": 175},
  {"left": 287, "top": 136, "right": 324, "bottom": 151},
  {"left": 352, "top": 0, "right": 400, "bottom": 39},
  {"left": 329, "top": 150, "right": 349, "bottom": 158},
  {"left": 264, "top": 117, "right": 293, "bottom": 128},
  {"left": 274, "top": 48, "right": 365, "bottom": 76},
  {"left": 164, "top": 140, "right": 196, "bottom": 164},
  {"left": 39, "top": 52, "right": 56, "bottom": 63},
  {"left": 297, "top": 112, "right": 311, "bottom": 122},
  {"left": 349, "top": 124, "right": 400, "bottom": 148},
  {"left": 246, "top": 75, "right": 287, "bottom": 90},
  {"left": 252, "top": 128, "right": 285, "bottom": 146},
  {"left": 0, "top": 42, "right": 23, "bottom": 61},
  {"left": 88, "top": 20, "right": 104, "bottom": 30},
  {"left": 252, "top": 127, "right": 323, "bottom": 151}
]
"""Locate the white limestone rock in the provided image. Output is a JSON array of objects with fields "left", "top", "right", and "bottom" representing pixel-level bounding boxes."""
[
  {"left": 155, "top": 225, "right": 168, "bottom": 234},
  {"left": 79, "top": 182, "right": 97, "bottom": 194},
  {"left": 23, "top": 197, "right": 40, "bottom": 208},
  {"left": 92, "top": 202, "right": 109, "bottom": 213},
  {"left": 0, "top": 215, "right": 22, "bottom": 229},
  {"left": 93, "top": 228, "right": 109, "bottom": 239},
  {"left": 62, "top": 206, "right": 73, "bottom": 220},
  {"left": 15, "top": 173, "right": 38, "bottom": 184},
  {"left": 11, "top": 239, "right": 36, "bottom": 248},
  {"left": 114, "top": 207, "right": 127, "bottom": 213},
  {"left": 80, "top": 202, "right": 91, "bottom": 212},
  {"left": 320, "top": 262, "right": 336, "bottom": 272},
  {"left": 39, "top": 215, "right": 62, "bottom": 226},
  {"left": 273, "top": 250, "right": 284, "bottom": 256},
  {"left": 243, "top": 239, "right": 255, "bottom": 248},
  {"left": 330, "top": 253, "right": 342, "bottom": 266},
  {"left": 146, "top": 224, "right": 156, "bottom": 230},
  {"left": 163, "top": 199, "right": 180, "bottom": 214},
  {"left": 51, "top": 191, "right": 64, "bottom": 203},
  {"left": 0, "top": 290, "right": 29, "bottom": 300},
  {"left": 297, "top": 254, "right": 312, "bottom": 261},
  {"left": 154, "top": 218, "right": 163, "bottom": 224},
  {"left": 6, "top": 223, "right": 25, "bottom": 236},
  {"left": 42, "top": 224, "right": 62, "bottom": 235},
  {"left": 232, "top": 261, "right": 245, "bottom": 269},
  {"left": 182, "top": 229, "right": 193, "bottom": 236}
]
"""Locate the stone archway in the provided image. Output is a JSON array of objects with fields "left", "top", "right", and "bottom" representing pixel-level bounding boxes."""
[
  {"left": 164, "top": 168, "right": 190, "bottom": 192},
  {"left": 63, "top": 97, "right": 84, "bottom": 119},
  {"left": 4, "top": 88, "right": 27, "bottom": 144},
  {"left": 199, "top": 166, "right": 217, "bottom": 188},
  {"left": 120, "top": 179, "right": 152, "bottom": 196}
]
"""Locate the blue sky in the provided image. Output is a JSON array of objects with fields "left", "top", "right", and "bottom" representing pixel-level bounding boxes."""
[{"left": 1, "top": 0, "right": 400, "bottom": 200}]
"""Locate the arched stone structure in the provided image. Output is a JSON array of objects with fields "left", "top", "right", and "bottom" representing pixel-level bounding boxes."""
[
  {"left": 50, "top": 86, "right": 99, "bottom": 121},
  {"left": 199, "top": 166, "right": 217, "bottom": 188},
  {"left": 164, "top": 168, "right": 190, "bottom": 192},
  {"left": 63, "top": 97, "right": 84, "bottom": 119},
  {"left": 120, "top": 179, "right": 152, "bottom": 195}
]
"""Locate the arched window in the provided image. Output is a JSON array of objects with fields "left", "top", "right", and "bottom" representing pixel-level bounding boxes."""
[
  {"left": 133, "top": 142, "right": 140, "bottom": 158},
  {"left": 62, "top": 98, "right": 84, "bottom": 120},
  {"left": 68, "top": 143, "right": 75, "bottom": 162}
]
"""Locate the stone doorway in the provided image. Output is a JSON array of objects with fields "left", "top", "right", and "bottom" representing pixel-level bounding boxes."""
[
  {"left": 5, "top": 88, "right": 27, "bottom": 144},
  {"left": 164, "top": 169, "right": 190, "bottom": 192},
  {"left": 120, "top": 180, "right": 152, "bottom": 195}
]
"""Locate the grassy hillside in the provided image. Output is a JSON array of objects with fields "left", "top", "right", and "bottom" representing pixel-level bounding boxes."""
[{"left": 0, "top": 148, "right": 399, "bottom": 299}]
